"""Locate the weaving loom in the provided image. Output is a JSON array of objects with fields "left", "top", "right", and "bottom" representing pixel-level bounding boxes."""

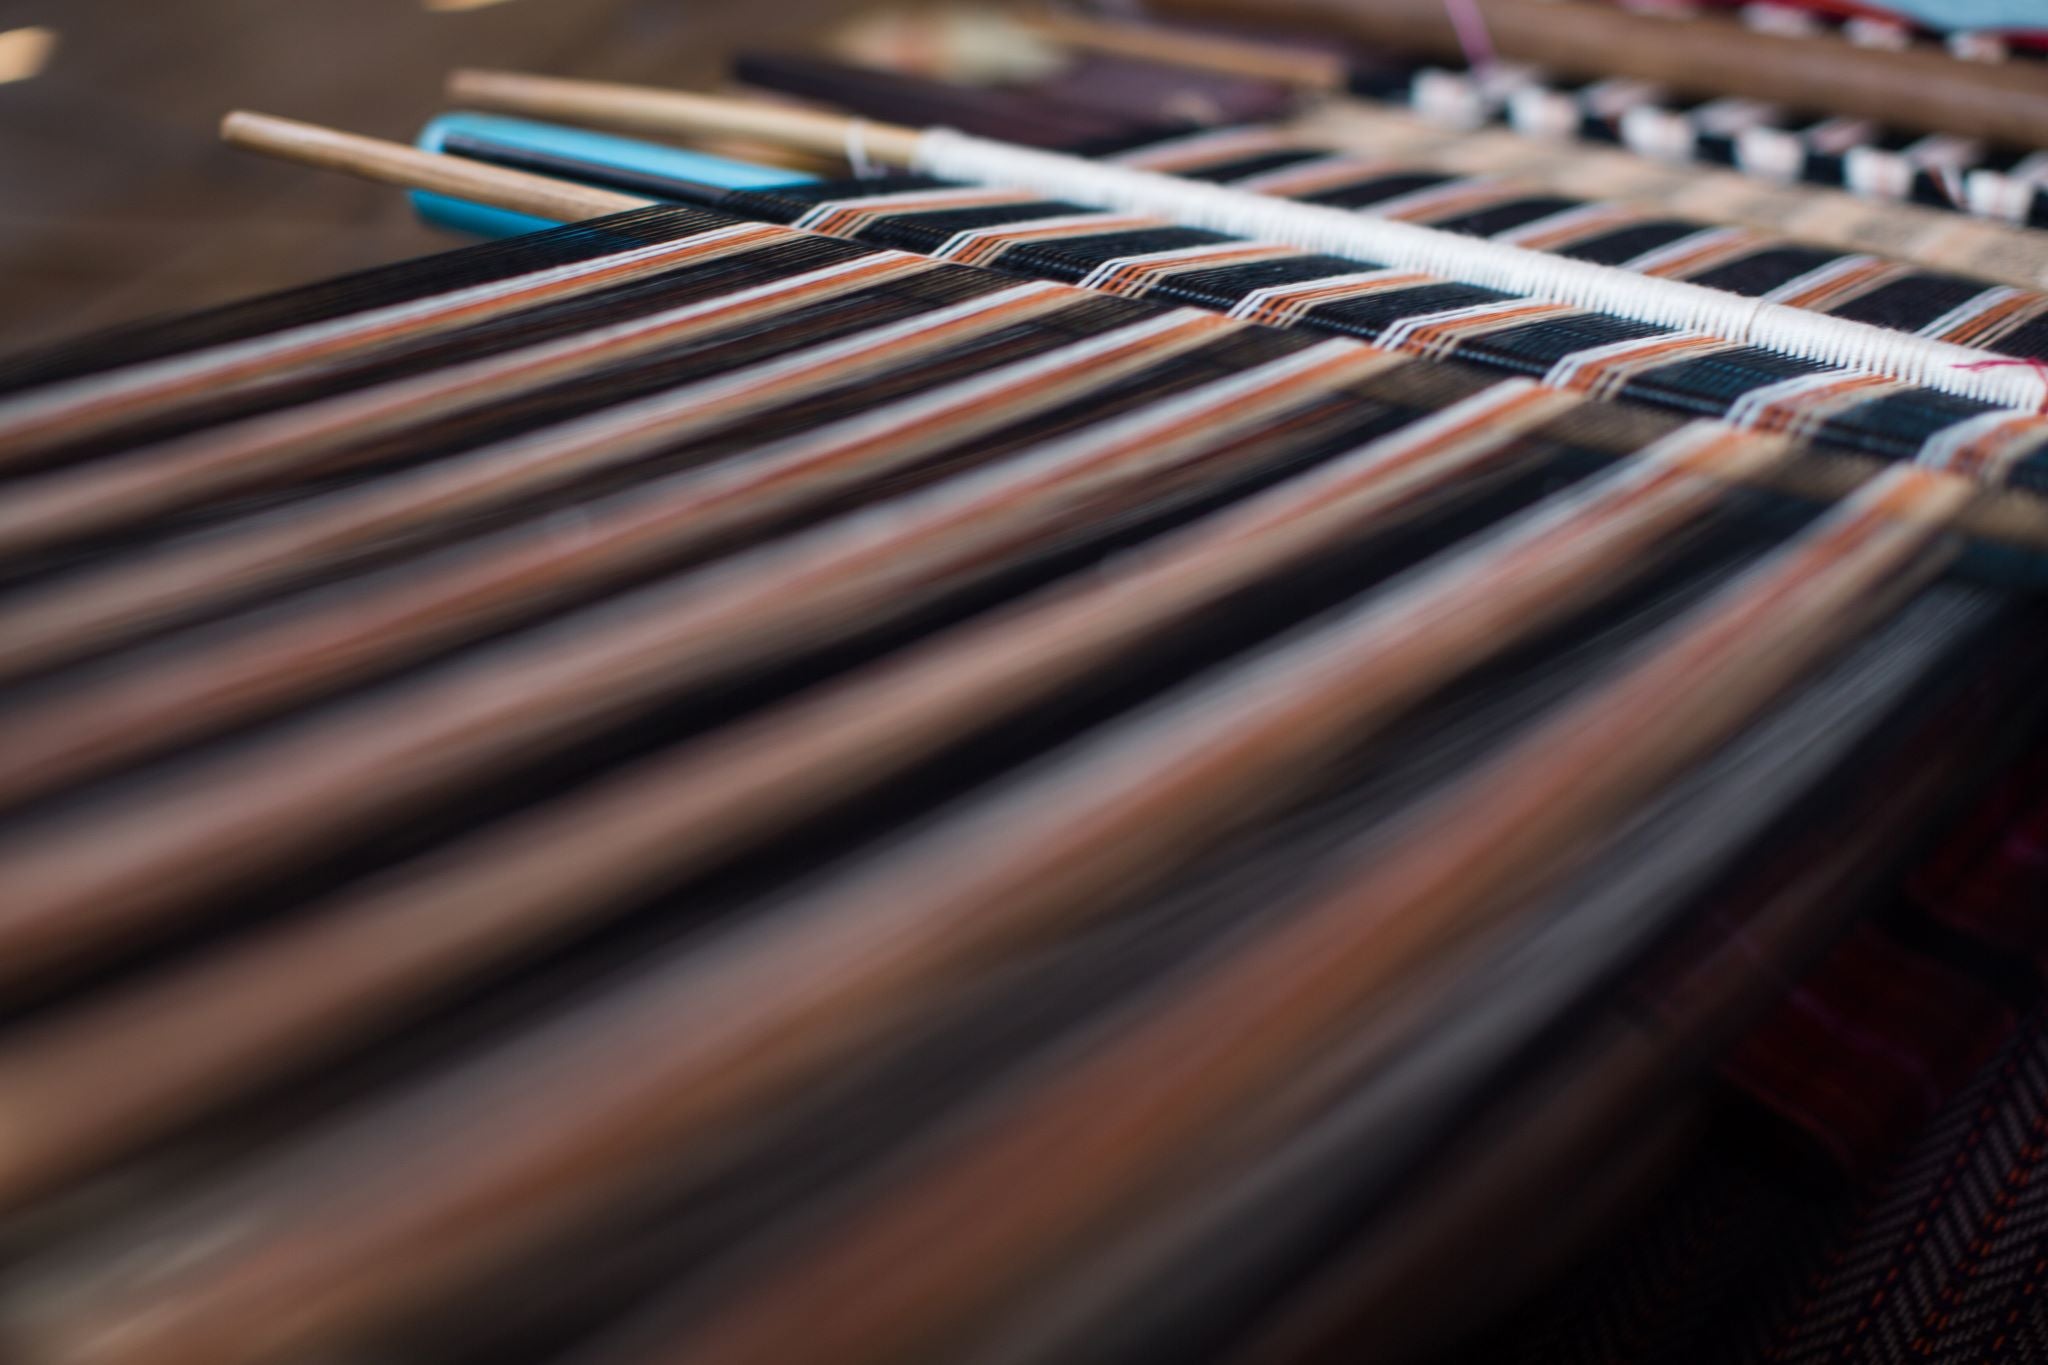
[{"left": 7, "top": 4, "right": 2048, "bottom": 1362}]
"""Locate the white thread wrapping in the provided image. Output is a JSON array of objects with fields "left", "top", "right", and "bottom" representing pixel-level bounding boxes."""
[{"left": 909, "top": 129, "right": 2048, "bottom": 413}]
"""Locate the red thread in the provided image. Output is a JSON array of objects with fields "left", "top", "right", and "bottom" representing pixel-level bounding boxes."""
[{"left": 1956, "top": 355, "right": 2048, "bottom": 413}]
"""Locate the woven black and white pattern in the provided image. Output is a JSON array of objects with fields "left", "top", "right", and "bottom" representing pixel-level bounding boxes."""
[
  {"left": 1335, "top": 5, "right": 2048, "bottom": 229},
  {"left": 436, "top": 128, "right": 2048, "bottom": 485}
]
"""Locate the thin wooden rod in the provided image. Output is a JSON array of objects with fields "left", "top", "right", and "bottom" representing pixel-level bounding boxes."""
[
  {"left": 0, "top": 120, "right": 923, "bottom": 564},
  {"left": 1149, "top": 0, "right": 2048, "bottom": 147},
  {"left": 447, "top": 69, "right": 925, "bottom": 165},
  {"left": 221, "top": 111, "right": 652, "bottom": 221}
]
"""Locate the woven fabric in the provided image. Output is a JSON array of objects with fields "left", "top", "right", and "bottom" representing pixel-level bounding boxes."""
[
  {"left": 704, "top": 175, "right": 2048, "bottom": 482},
  {"left": 1108, "top": 126, "right": 2048, "bottom": 355},
  {"left": 1478, "top": 1108, "right": 1853, "bottom": 1365},
  {"left": 1768, "top": 993, "right": 2048, "bottom": 1362},
  {"left": 6, "top": 195, "right": 2044, "bottom": 1365},
  {"left": 424, "top": 132, "right": 2048, "bottom": 481},
  {"left": 1472, "top": 759, "right": 2048, "bottom": 1364},
  {"left": 1722, "top": 754, "right": 2048, "bottom": 1175}
]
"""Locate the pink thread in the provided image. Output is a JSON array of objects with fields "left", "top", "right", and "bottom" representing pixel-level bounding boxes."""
[
  {"left": 1956, "top": 355, "right": 2048, "bottom": 413},
  {"left": 1442, "top": 0, "right": 1498, "bottom": 71}
]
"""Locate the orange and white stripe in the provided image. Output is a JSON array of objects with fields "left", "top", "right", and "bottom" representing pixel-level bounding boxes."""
[
  {"left": 1764, "top": 254, "right": 1916, "bottom": 312},
  {"left": 794, "top": 186, "right": 1039, "bottom": 237},
  {"left": 1077, "top": 241, "right": 1311, "bottom": 297},
  {"left": 1110, "top": 126, "right": 1302, "bottom": 174},
  {"left": 1725, "top": 370, "right": 1904, "bottom": 438},
  {"left": 1919, "top": 287, "right": 2048, "bottom": 351},
  {"left": 1494, "top": 201, "right": 1659, "bottom": 252},
  {"left": 1205, "top": 379, "right": 1583, "bottom": 553},
  {"left": 1625, "top": 225, "right": 1781, "bottom": 280},
  {"left": 1228, "top": 154, "right": 1412, "bottom": 200},
  {"left": 1544, "top": 332, "right": 1741, "bottom": 398},
  {"left": 0, "top": 247, "right": 951, "bottom": 561},
  {"left": 932, "top": 211, "right": 1164, "bottom": 266},
  {"left": 1916, "top": 408, "right": 2048, "bottom": 481},
  {"left": 0, "top": 305, "right": 1244, "bottom": 724},
  {"left": 1226, "top": 270, "right": 1439, "bottom": 328},
  {"left": 1376, "top": 298, "right": 1583, "bottom": 358},
  {"left": 0, "top": 219, "right": 796, "bottom": 470},
  {"left": 1357, "top": 175, "right": 1537, "bottom": 226}
]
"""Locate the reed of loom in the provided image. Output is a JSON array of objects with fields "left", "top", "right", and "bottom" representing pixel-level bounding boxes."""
[
  {"left": 415, "top": 96, "right": 2048, "bottom": 413},
  {"left": 0, "top": 101, "right": 1981, "bottom": 729},
  {"left": 430, "top": 75, "right": 2048, "bottom": 412},
  {"left": 1008, "top": 10, "right": 2048, "bottom": 290},
  {"left": 0, "top": 114, "right": 2027, "bottom": 1365},
  {"left": 221, "top": 110, "right": 2048, "bottom": 490},
  {"left": 1135, "top": 0, "right": 2048, "bottom": 147}
]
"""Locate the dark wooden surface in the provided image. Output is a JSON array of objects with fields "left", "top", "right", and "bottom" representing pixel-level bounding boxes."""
[{"left": 0, "top": 0, "right": 870, "bottom": 359}]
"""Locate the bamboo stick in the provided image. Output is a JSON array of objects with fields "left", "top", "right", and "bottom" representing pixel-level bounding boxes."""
[
  {"left": 223, "top": 111, "right": 651, "bottom": 221},
  {"left": 447, "top": 69, "right": 925, "bottom": 165}
]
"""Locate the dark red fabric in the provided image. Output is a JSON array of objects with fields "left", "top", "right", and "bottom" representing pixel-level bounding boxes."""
[{"left": 1720, "top": 754, "right": 2048, "bottom": 1173}]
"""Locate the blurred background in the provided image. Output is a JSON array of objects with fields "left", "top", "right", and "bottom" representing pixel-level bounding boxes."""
[{"left": 0, "top": 0, "right": 874, "bottom": 356}]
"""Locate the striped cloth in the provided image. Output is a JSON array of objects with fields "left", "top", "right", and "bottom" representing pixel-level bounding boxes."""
[
  {"left": 1723, "top": 749, "right": 2048, "bottom": 1175},
  {"left": 1768, "top": 987, "right": 2048, "bottom": 1362},
  {"left": 694, "top": 175, "right": 2048, "bottom": 481},
  {"left": 1112, "top": 123, "right": 2048, "bottom": 355},
  {"left": 1332, "top": 26, "right": 2048, "bottom": 228},
  {"left": 426, "top": 128, "right": 2048, "bottom": 482},
  {"left": 11, "top": 195, "right": 2041, "bottom": 1365}
]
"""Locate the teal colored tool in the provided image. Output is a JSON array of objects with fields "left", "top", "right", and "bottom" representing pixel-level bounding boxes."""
[{"left": 413, "top": 113, "right": 819, "bottom": 237}]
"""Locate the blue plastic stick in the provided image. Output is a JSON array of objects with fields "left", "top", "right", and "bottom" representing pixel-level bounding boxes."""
[{"left": 412, "top": 112, "right": 819, "bottom": 238}]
